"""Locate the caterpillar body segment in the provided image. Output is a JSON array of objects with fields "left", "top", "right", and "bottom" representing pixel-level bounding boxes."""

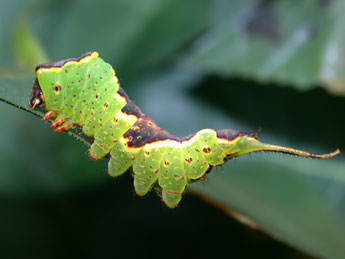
[{"left": 29, "top": 51, "right": 340, "bottom": 208}]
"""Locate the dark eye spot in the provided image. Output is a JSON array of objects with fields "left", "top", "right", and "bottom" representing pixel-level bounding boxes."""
[{"left": 54, "top": 85, "right": 62, "bottom": 91}]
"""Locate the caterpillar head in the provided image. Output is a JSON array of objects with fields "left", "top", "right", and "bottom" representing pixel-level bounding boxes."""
[{"left": 29, "top": 78, "right": 45, "bottom": 109}]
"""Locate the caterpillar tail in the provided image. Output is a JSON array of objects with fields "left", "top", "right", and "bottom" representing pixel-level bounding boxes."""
[{"left": 222, "top": 135, "right": 340, "bottom": 159}]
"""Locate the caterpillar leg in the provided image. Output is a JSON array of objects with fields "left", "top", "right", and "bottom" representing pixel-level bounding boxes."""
[
  {"left": 132, "top": 143, "right": 168, "bottom": 196},
  {"left": 43, "top": 111, "right": 56, "bottom": 121},
  {"left": 89, "top": 112, "right": 138, "bottom": 160},
  {"left": 54, "top": 122, "right": 72, "bottom": 133},
  {"left": 50, "top": 117, "right": 65, "bottom": 128},
  {"left": 158, "top": 142, "right": 187, "bottom": 208},
  {"left": 182, "top": 131, "right": 213, "bottom": 181},
  {"left": 108, "top": 137, "right": 141, "bottom": 177}
]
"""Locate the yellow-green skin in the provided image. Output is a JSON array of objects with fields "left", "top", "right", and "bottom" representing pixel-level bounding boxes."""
[{"left": 32, "top": 51, "right": 340, "bottom": 208}]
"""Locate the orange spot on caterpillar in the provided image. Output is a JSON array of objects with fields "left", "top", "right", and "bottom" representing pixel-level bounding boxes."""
[
  {"left": 195, "top": 149, "right": 200, "bottom": 152},
  {"left": 167, "top": 190, "right": 179, "bottom": 195},
  {"left": 89, "top": 154, "right": 98, "bottom": 161},
  {"left": 145, "top": 151, "right": 150, "bottom": 155},
  {"left": 138, "top": 178, "right": 146, "bottom": 183},
  {"left": 173, "top": 174, "right": 179, "bottom": 178},
  {"left": 155, "top": 169, "right": 159, "bottom": 174},
  {"left": 185, "top": 158, "right": 193, "bottom": 163},
  {"left": 203, "top": 147, "right": 211, "bottom": 153},
  {"left": 115, "top": 163, "right": 121, "bottom": 168},
  {"left": 164, "top": 161, "right": 170, "bottom": 166}
]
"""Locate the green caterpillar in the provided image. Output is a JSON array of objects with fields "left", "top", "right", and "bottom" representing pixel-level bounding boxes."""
[{"left": 29, "top": 51, "right": 340, "bottom": 208}]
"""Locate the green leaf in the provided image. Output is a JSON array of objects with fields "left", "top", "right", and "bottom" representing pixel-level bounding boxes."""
[
  {"left": 183, "top": 0, "right": 345, "bottom": 96},
  {"left": 193, "top": 157, "right": 345, "bottom": 259},
  {"left": 31, "top": 0, "right": 211, "bottom": 81},
  {"left": 13, "top": 18, "right": 49, "bottom": 68}
]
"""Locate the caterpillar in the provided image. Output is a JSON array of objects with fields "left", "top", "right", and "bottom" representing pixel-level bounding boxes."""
[{"left": 29, "top": 51, "right": 340, "bottom": 208}]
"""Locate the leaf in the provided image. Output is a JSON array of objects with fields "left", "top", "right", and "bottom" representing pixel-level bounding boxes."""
[
  {"left": 13, "top": 18, "right": 49, "bottom": 68},
  {"left": 192, "top": 157, "right": 345, "bottom": 259},
  {"left": 30, "top": 0, "right": 211, "bottom": 82},
  {"left": 183, "top": 0, "right": 345, "bottom": 96}
]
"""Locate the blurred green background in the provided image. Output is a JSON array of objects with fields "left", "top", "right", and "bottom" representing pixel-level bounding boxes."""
[{"left": 1, "top": 0, "right": 345, "bottom": 258}]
